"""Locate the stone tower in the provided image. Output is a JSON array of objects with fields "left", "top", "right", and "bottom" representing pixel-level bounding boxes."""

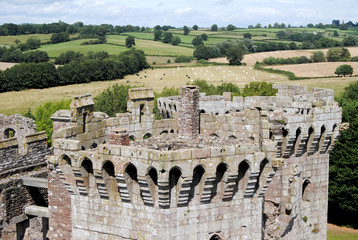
[{"left": 47, "top": 84, "right": 342, "bottom": 239}]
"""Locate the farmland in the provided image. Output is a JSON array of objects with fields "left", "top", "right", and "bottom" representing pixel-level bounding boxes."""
[
  {"left": 0, "top": 25, "right": 357, "bottom": 115},
  {"left": 0, "top": 63, "right": 356, "bottom": 115}
]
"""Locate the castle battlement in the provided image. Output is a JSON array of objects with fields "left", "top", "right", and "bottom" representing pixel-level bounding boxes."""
[
  {"left": 0, "top": 114, "right": 49, "bottom": 173},
  {"left": 47, "top": 84, "right": 342, "bottom": 240}
]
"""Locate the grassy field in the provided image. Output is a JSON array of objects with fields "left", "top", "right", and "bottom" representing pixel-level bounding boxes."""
[
  {"left": 265, "top": 62, "right": 358, "bottom": 77},
  {"left": 38, "top": 38, "right": 128, "bottom": 58},
  {"left": 34, "top": 35, "right": 194, "bottom": 58},
  {"left": 0, "top": 64, "right": 356, "bottom": 115},
  {"left": 328, "top": 231, "right": 358, "bottom": 240},
  {"left": 328, "top": 224, "right": 358, "bottom": 240},
  {"left": 209, "top": 47, "right": 358, "bottom": 65}
]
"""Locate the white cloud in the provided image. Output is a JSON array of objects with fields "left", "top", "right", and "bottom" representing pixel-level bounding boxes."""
[
  {"left": 175, "top": 7, "right": 192, "bottom": 15},
  {"left": 244, "top": 7, "right": 280, "bottom": 16}
]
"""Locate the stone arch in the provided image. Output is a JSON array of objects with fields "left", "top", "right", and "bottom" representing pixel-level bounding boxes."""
[
  {"left": 102, "top": 161, "right": 118, "bottom": 198},
  {"left": 90, "top": 142, "right": 98, "bottom": 149},
  {"left": 58, "top": 154, "right": 76, "bottom": 194},
  {"left": 166, "top": 110, "right": 171, "bottom": 118},
  {"left": 188, "top": 165, "right": 205, "bottom": 205},
  {"left": 129, "top": 135, "right": 136, "bottom": 141},
  {"left": 143, "top": 133, "right": 152, "bottom": 139},
  {"left": 147, "top": 167, "right": 158, "bottom": 206},
  {"left": 80, "top": 158, "right": 96, "bottom": 195},
  {"left": 60, "top": 154, "right": 72, "bottom": 166},
  {"left": 170, "top": 129, "right": 174, "bottom": 133},
  {"left": 210, "top": 133, "right": 219, "bottom": 138},
  {"left": 302, "top": 179, "right": 313, "bottom": 202},
  {"left": 326, "top": 124, "right": 338, "bottom": 152},
  {"left": 161, "top": 109, "right": 166, "bottom": 119},
  {"left": 209, "top": 234, "right": 222, "bottom": 240},
  {"left": 160, "top": 130, "right": 168, "bottom": 135},
  {"left": 292, "top": 127, "right": 301, "bottom": 156},
  {"left": 174, "top": 104, "right": 177, "bottom": 111},
  {"left": 281, "top": 128, "right": 289, "bottom": 156},
  {"left": 169, "top": 166, "right": 182, "bottom": 207},
  {"left": 200, "top": 109, "right": 206, "bottom": 113},
  {"left": 232, "top": 160, "right": 251, "bottom": 200},
  {"left": 158, "top": 101, "right": 162, "bottom": 107},
  {"left": 253, "top": 158, "right": 270, "bottom": 196},
  {"left": 228, "top": 135, "right": 237, "bottom": 139},
  {"left": 125, "top": 163, "right": 142, "bottom": 204},
  {"left": 4, "top": 128, "right": 16, "bottom": 138},
  {"left": 317, "top": 125, "right": 326, "bottom": 153},
  {"left": 305, "top": 126, "right": 315, "bottom": 154},
  {"left": 211, "top": 163, "right": 228, "bottom": 202}
]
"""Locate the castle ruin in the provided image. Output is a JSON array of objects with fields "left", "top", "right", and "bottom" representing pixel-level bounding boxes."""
[{"left": 44, "top": 84, "right": 342, "bottom": 239}]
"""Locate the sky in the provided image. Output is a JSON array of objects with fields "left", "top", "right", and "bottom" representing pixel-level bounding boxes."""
[{"left": 0, "top": 0, "right": 356, "bottom": 28}]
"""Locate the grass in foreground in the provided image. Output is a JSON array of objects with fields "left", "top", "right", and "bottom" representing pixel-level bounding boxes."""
[{"left": 328, "top": 230, "right": 358, "bottom": 240}]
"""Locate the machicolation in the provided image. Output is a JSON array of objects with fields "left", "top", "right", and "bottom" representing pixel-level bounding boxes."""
[
  {"left": 45, "top": 84, "right": 342, "bottom": 240},
  {"left": 0, "top": 83, "right": 343, "bottom": 240}
]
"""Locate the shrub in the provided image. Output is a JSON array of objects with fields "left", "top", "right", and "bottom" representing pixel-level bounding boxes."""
[
  {"left": 35, "top": 99, "right": 71, "bottom": 146},
  {"left": 311, "top": 51, "right": 325, "bottom": 62},
  {"left": 242, "top": 82, "right": 278, "bottom": 97},
  {"left": 326, "top": 47, "right": 351, "bottom": 62},
  {"left": 175, "top": 56, "right": 191, "bottom": 63},
  {"left": 94, "top": 84, "right": 133, "bottom": 117},
  {"left": 351, "top": 56, "right": 358, "bottom": 62},
  {"left": 193, "top": 45, "right": 214, "bottom": 60},
  {"left": 335, "top": 64, "right": 353, "bottom": 77}
]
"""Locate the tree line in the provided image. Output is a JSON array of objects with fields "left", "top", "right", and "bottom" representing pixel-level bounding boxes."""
[
  {"left": 262, "top": 48, "right": 352, "bottom": 66},
  {"left": 0, "top": 49, "right": 148, "bottom": 92}
]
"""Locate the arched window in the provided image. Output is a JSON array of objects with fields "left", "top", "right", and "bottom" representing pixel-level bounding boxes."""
[
  {"left": 209, "top": 234, "right": 221, "bottom": 240},
  {"left": 160, "top": 130, "right": 168, "bottom": 135},
  {"left": 143, "top": 133, "right": 152, "bottom": 139},
  {"left": 210, "top": 133, "right": 219, "bottom": 138},
  {"left": 4, "top": 128, "right": 15, "bottom": 138},
  {"left": 302, "top": 179, "right": 313, "bottom": 202}
]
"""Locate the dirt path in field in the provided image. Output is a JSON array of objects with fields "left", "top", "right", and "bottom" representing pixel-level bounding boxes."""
[
  {"left": 209, "top": 47, "right": 358, "bottom": 66},
  {"left": 328, "top": 224, "right": 358, "bottom": 234},
  {"left": 0, "top": 62, "right": 17, "bottom": 70}
]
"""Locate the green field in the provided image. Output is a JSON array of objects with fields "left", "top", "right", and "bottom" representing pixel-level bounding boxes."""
[{"left": 328, "top": 230, "right": 358, "bottom": 240}]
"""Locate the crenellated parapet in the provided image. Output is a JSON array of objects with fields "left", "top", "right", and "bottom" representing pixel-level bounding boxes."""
[
  {"left": 48, "top": 84, "right": 342, "bottom": 240},
  {"left": 0, "top": 115, "right": 49, "bottom": 173}
]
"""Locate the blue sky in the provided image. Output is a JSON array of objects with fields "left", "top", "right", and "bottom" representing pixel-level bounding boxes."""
[{"left": 0, "top": 0, "right": 356, "bottom": 27}]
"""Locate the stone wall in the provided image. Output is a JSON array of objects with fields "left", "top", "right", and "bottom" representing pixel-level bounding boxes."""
[
  {"left": 48, "top": 85, "right": 342, "bottom": 240},
  {"left": 0, "top": 131, "right": 49, "bottom": 173},
  {"left": 0, "top": 170, "right": 48, "bottom": 230}
]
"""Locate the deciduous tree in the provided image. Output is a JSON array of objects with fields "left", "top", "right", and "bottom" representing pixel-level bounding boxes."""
[
  {"left": 125, "top": 36, "right": 135, "bottom": 48},
  {"left": 211, "top": 24, "right": 218, "bottom": 32},
  {"left": 335, "top": 64, "right": 353, "bottom": 77},
  {"left": 183, "top": 26, "right": 190, "bottom": 35},
  {"left": 226, "top": 45, "right": 245, "bottom": 65}
]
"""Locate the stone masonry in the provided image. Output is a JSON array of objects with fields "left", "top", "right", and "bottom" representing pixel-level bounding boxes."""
[
  {"left": 0, "top": 115, "right": 50, "bottom": 239},
  {"left": 47, "top": 84, "right": 342, "bottom": 239}
]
